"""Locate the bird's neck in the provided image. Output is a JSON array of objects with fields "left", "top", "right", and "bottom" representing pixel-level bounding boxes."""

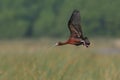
[{"left": 59, "top": 41, "right": 69, "bottom": 46}]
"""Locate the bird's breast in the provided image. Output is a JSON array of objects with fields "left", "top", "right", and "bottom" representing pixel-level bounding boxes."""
[{"left": 68, "top": 38, "right": 82, "bottom": 45}]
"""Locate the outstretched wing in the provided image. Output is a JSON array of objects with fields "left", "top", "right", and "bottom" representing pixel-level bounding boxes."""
[{"left": 68, "top": 10, "right": 84, "bottom": 38}]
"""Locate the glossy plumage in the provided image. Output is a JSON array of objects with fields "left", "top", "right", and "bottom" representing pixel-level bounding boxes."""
[{"left": 56, "top": 10, "right": 90, "bottom": 47}]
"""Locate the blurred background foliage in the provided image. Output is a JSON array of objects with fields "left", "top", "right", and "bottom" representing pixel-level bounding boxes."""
[{"left": 0, "top": 0, "right": 120, "bottom": 39}]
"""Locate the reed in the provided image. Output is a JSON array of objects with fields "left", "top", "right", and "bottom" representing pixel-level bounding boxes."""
[{"left": 0, "top": 38, "right": 120, "bottom": 80}]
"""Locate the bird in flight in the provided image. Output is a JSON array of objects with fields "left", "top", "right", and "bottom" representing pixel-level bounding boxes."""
[{"left": 56, "top": 10, "right": 90, "bottom": 47}]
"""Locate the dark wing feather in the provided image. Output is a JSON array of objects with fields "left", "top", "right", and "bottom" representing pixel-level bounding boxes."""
[{"left": 68, "top": 10, "right": 84, "bottom": 38}]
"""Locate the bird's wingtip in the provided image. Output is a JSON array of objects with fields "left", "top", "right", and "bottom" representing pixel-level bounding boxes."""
[{"left": 73, "top": 9, "right": 79, "bottom": 12}]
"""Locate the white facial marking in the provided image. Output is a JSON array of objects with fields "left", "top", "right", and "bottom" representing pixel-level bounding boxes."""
[{"left": 55, "top": 43, "right": 58, "bottom": 46}]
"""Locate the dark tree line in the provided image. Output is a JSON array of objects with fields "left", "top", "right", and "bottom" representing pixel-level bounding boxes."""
[{"left": 0, "top": 0, "right": 120, "bottom": 38}]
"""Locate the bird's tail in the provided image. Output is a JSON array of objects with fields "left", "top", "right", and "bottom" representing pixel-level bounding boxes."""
[{"left": 84, "top": 37, "right": 90, "bottom": 47}]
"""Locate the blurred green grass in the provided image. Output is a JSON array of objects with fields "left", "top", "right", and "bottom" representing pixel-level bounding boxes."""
[{"left": 0, "top": 38, "right": 120, "bottom": 80}]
